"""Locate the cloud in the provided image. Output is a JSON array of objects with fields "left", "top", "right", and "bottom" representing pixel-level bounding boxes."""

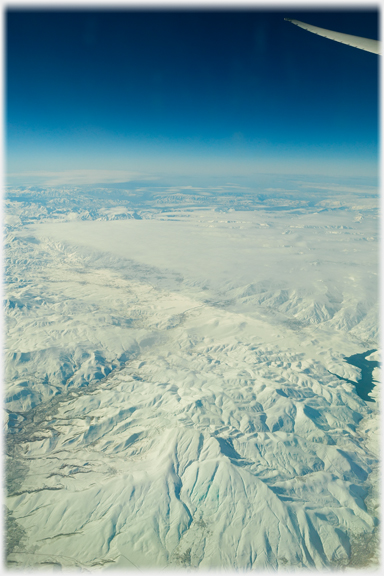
[
  {"left": 7, "top": 170, "right": 157, "bottom": 187},
  {"left": 296, "top": 182, "right": 378, "bottom": 194}
]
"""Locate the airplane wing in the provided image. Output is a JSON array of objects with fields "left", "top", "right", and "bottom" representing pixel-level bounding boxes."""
[{"left": 285, "top": 18, "right": 380, "bottom": 55}]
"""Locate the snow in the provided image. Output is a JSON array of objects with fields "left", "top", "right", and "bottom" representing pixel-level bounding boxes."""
[{"left": 5, "top": 176, "right": 380, "bottom": 569}]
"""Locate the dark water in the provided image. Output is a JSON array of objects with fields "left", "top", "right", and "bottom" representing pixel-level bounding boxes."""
[{"left": 331, "top": 349, "right": 379, "bottom": 403}]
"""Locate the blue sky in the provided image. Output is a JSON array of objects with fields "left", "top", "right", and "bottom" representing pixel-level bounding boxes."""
[{"left": 6, "top": 9, "right": 379, "bottom": 180}]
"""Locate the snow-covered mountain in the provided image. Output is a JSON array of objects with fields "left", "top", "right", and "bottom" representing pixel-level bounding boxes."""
[{"left": 5, "top": 175, "right": 380, "bottom": 569}]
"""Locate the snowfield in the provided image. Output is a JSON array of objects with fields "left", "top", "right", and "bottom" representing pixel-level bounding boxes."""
[{"left": 5, "top": 176, "right": 380, "bottom": 569}]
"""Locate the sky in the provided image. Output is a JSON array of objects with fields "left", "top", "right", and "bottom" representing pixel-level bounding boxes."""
[{"left": 6, "top": 7, "right": 379, "bottom": 181}]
